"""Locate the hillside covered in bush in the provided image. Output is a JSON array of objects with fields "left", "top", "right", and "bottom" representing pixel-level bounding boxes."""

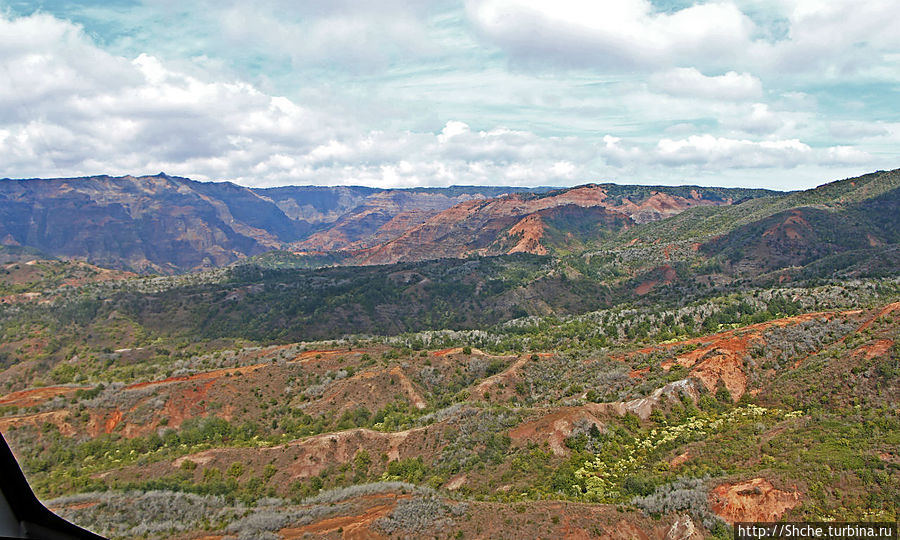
[{"left": 0, "top": 169, "right": 898, "bottom": 538}]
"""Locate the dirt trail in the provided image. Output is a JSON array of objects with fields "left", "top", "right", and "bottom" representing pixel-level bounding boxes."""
[
  {"left": 293, "top": 349, "right": 346, "bottom": 362},
  {"left": 280, "top": 493, "right": 406, "bottom": 539},
  {"left": 858, "top": 339, "right": 895, "bottom": 360},
  {"left": 628, "top": 367, "right": 649, "bottom": 379},
  {"left": 0, "top": 385, "right": 87, "bottom": 407},
  {"left": 0, "top": 410, "right": 75, "bottom": 436},
  {"left": 856, "top": 301, "right": 900, "bottom": 332},
  {"left": 389, "top": 367, "right": 427, "bottom": 410},
  {"left": 472, "top": 355, "right": 528, "bottom": 396},
  {"left": 125, "top": 363, "right": 266, "bottom": 391},
  {"left": 431, "top": 347, "right": 488, "bottom": 357}
]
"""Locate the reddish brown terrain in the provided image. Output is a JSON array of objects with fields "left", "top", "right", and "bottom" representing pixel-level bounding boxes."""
[
  {"left": 355, "top": 185, "right": 730, "bottom": 264},
  {"left": 48, "top": 487, "right": 707, "bottom": 540},
  {"left": 0, "top": 259, "right": 135, "bottom": 304},
  {"left": 709, "top": 478, "right": 801, "bottom": 524},
  {"left": 1, "top": 170, "right": 899, "bottom": 539},
  {"left": 1, "top": 298, "right": 896, "bottom": 538},
  {"left": 293, "top": 190, "right": 497, "bottom": 252},
  {"left": 0, "top": 175, "right": 538, "bottom": 272},
  {"left": 0, "top": 385, "right": 87, "bottom": 408}
]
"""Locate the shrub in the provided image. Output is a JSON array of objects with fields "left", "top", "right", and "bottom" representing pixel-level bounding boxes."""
[
  {"left": 632, "top": 477, "right": 724, "bottom": 530},
  {"left": 227, "top": 462, "right": 244, "bottom": 478},
  {"left": 374, "top": 494, "right": 468, "bottom": 535}
]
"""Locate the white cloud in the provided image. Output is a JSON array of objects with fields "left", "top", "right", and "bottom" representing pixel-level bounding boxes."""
[
  {"left": 0, "top": 13, "right": 329, "bottom": 181},
  {"left": 769, "top": 0, "right": 900, "bottom": 74},
  {"left": 828, "top": 121, "right": 891, "bottom": 140},
  {"left": 599, "top": 135, "right": 643, "bottom": 167},
  {"left": 438, "top": 120, "right": 471, "bottom": 142},
  {"left": 0, "top": 12, "right": 606, "bottom": 188},
  {"left": 655, "top": 135, "right": 811, "bottom": 168},
  {"left": 650, "top": 68, "right": 762, "bottom": 101},
  {"left": 465, "top": 0, "right": 900, "bottom": 79},
  {"left": 651, "top": 134, "right": 874, "bottom": 170},
  {"left": 465, "top": 0, "right": 755, "bottom": 69},
  {"left": 0, "top": 8, "right": 891, "bottom": 191},
  {"left": 728, "top": 103, "right": 786, "bottom": 135},
  {"left": 822, "top": 146, "right": 873, "bottom": 166}
]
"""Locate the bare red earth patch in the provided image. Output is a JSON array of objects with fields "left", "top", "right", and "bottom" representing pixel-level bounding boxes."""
[
  {"left": 0, "top": 385, "right": 87, "bottom": 408},
  {"left": 709, "top": 478, "right": 800, "bottom": 524}
]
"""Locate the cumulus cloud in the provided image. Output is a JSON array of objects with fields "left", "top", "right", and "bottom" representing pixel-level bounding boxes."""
[
  {"left": 0, "top": 12, "right": 603, "bottom": 188},
  {"left": 651, "top": 134, "right": 872, "bottom": 169},
  {"left": 0, "top": 7, "right": 891, "bottom": 191},
  {"left": 727, "top": 103, "right": 786, "bottom": 135},
  {"left": 465, "top": 0, "right": 900, "bottom": 78},
  {"left": 650, "top": 68, "right": 762, "bottom": 101},
  {"left": 465, "top": 0, "right": 754, "bottom": 69},
  {"left": 0, "top": 13, "right": 337, "bottom": 182},
  {"left": 821, "top": 146, "right": 873, "bottom": 166},
  {"left": 599, "top": 135, "right": 643, "bottom": 167}
]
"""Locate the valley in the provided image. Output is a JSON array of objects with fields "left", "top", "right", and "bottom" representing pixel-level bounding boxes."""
[{"left": 0, "top": 169, "right": 898, "bottom": 538}]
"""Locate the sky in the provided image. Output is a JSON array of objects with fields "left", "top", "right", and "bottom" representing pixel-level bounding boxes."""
[{"left": 1, "top": 1, "right": 899, "bottom": 190}]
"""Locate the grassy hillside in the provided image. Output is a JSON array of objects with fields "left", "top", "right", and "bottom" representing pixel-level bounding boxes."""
[
  {"left": 0, "top": 169, "right": 898, "bottom": 538},
  {"left": 613, "top": 168, "right": 900, "bottom": 247},
  {"left": 701, "top": 186, "right": 900, "bottom": 273},
  {"left": 2, "top": 288, "right": 897, "bottom": 538}
]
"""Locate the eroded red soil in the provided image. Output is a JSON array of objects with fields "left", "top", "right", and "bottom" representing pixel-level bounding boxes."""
[
  {"left": 509, "top": 407, "right": 604, "bottom": 455},
  {"left": 280, "top": 493, "right": 405, "bottom": 539},
  {"left": 0, "top": 385, "right": 87, "bottom": 407},
  {"left": 709, "top": 477, "right": 801, "bottom": 524}
]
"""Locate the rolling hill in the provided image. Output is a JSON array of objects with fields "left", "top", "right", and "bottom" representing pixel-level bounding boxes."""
[{"left": 0, "top": 168, "right": 898, "bottom": 538}]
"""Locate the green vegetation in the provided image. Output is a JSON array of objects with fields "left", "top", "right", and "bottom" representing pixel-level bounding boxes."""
[
  {"left": 575, "top": 405, "right": 799, "bottom": 502},
  {"left": 1, "top": 169, "right": 899, "bottom": 537}
]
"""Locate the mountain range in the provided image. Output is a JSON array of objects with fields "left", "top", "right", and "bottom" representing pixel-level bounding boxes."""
[
  {"left": 0, "top": 173, "right": 773, "bottom": 273},
  {"left": 0, "top": 168, "right": 898, "bottom": 538},
  {"left": 2, "top": 169, "right": 899, "bottom": 282}
]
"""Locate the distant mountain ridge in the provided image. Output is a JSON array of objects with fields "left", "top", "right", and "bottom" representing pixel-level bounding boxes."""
[
  {"left": 0, "top": 173, "right": 774, "bottom": 273},
  {"left": 0, "top": 174, "right": 549, "bottom": 273},
  {"left": 351, "top": 183, "right": 770, "bottom": 264}
]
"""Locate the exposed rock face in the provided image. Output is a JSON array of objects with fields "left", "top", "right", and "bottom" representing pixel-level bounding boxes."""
[
  {"left": 292, "top": 190, "right": 495, "bottom": 251},
  {"left": 709, "top": 478, "right": 801, "bottom": 524},
  {"left": 505, "top": 214, "right": 549, "bottom": 255},
  {"left": 593, "top": 378, "right": 704, "bottom": 420},
  {"left": 356, "top": 185, "right": 733, "bottom": 264},
  {"left": 509, "top": 406, "right": 606, "bottom": 456},
  {"left": 170, "top": 426, "right": 435, "bottom": 481},
  {"left": 0, "top": 175, "right": 759, "bottom": 272},
  {"left": 254, "top": 185, "right": 379, "bottom": 223},
  {"left": 665, "top": 515, "right": 702, "bottom": 540},
  {"left": 0, "top": 175, "right": 534, "bottom": 273}
]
